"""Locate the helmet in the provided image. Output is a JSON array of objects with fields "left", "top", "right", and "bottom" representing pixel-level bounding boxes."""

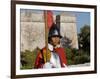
[{"left": 48, "top": 23, "right": 62, "bottom": 39}]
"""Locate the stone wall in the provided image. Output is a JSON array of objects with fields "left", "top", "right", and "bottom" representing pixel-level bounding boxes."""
[
  {"left": 20, "top": 10, "right": 78, "bottom": 51},
  {"left": 59, "top": 13, "right": 78, "bottom": 49},
  {"left": 21, "top": 11, "right": 45, "bottom": 51}
]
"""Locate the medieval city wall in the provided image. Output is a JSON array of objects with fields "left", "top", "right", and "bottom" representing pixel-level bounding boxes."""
[{"left": 20, "top": 11, "right": 78, "bottom": 51}]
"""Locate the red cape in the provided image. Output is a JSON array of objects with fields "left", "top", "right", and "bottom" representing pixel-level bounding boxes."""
[{"left": 34, "top": 47, "right": 67, "bottom": 68}]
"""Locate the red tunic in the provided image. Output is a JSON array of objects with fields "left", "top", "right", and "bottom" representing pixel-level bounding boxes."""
[{"left": 34, "top": 47, "right": 67, "bottom": 68}]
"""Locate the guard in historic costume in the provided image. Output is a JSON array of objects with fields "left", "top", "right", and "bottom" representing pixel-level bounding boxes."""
[{"left": 34, "top": 24, "right": 67, "bottom": 68}]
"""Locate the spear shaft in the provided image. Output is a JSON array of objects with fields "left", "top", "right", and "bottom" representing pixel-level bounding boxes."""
[{"left": 44, "top": 10, "right": 48, "bottom": 63}]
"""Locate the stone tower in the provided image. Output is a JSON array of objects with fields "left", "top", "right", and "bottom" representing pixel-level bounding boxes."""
[
  {"left": 20, "top": 10, "right": 78, "bottom": 51},
  {"left": 56, "top": 12, "right": 78, "bottom": 49},
  {"left": 20, "top": 10, "right": 45, "bottom": 51}
]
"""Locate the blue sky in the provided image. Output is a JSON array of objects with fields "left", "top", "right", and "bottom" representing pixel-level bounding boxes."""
[
  {"left": 21, "top": 9, "right": 90, "bottom": 33},
  {"left": 75, "top": 12, "right": 90, "bottom": 33}
]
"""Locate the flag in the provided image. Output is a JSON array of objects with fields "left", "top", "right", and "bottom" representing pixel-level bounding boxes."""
[{"left": 47, "top": 10, "right": 54, "bottom": 30}]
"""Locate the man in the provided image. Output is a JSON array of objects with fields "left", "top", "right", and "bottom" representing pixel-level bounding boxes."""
[{"left": 34, "top": 24, "right": 67, "bottom": 68}]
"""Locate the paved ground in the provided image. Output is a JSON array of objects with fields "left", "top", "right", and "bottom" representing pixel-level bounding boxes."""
[{"left": 67, "top": 63, "right": 90, "bottom": 67}]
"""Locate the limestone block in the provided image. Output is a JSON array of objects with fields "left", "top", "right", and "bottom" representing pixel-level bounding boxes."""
[
  {"left": 21, "top": 13, "right": 44, "bottom": 22},
  {"left": 60, "top": 23, "right": 78, "bottom": 49},
  {"left": 21, "top": 22, "right": 45, "bottom": 51},
  {"left": 21, "top": 12, "right": 56, "bottom": 23},
  {"left": 60, "top": 16, "right": 76, "bottom": 23}
]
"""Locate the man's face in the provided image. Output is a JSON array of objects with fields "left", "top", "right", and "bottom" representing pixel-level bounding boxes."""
[{"left": 50, "top": 36, "right": 60, "bottom": 47}]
